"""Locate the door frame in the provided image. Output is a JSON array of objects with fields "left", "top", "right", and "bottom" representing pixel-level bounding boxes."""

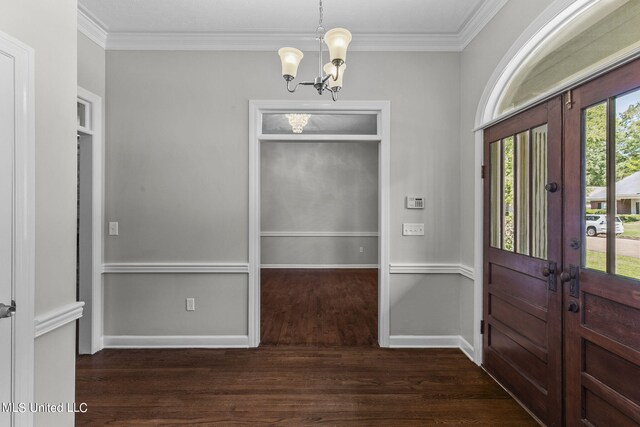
[
  {"left": 248, "top": 100, "right": 391, "bottom": 348},
  {"left": 473, "top": 0, "right": 640, "bottom": 365},
  {"left": 0, "top": 30, "right": 35, "bottom": 426},
  {"left": 76, "top": 86, "right": 104, "bottom": 354}
]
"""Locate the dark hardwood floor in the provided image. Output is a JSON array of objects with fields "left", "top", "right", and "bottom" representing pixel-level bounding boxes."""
[
  {"left": 260, "top": 268, "right": 378, "bottom": 346},
  {"left": 75, "top": 269, "right": 536, "bottom": 425},
  {"left": 76, "top": 347, "right": 537, "bottom": 426}
]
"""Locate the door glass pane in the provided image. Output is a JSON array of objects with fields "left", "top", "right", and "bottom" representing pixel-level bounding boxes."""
[
  {"left": 490, "top": 140, "right": 502, "bottom": 248},
  {"left": 503, "top": 136, "right": 515, "bottom": 252},
  {"left": 531, "top": 125, "right": 548, "bottom": 260},
  {"left": 516, "top": 131, "right": 530, "bottom": 255},
  {"left": 584, "top": 102, "right": 607, "bottom": 272},
  {"left": 615, "top": 90, "right": 640, "bottom": 280}
]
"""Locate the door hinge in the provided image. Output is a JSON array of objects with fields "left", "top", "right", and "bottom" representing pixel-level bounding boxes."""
[
  {"left": 480, "top": 320, "right": 485, "bottom": 335},
  {"left": 481, "top": 165, "right": 486, "bottom": 180}
]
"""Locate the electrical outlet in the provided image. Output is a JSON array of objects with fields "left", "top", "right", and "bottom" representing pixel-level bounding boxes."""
[
  {"left": 402, "top": 223, "right": 424, "bottom": 236},
  {"left": 186, "top": 298, "right": 195, "bottom": 311},
  {"left": 359, "top": 246, "right": 364, "bottom": 253}
]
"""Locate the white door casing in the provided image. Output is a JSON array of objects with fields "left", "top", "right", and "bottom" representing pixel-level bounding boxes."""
[
  {"left": 76, "top": 87, "right": 104, "bottom": 355},
  {"left": 248, "top": 100, "right": 391, "bottom": 348},
  {"left": 0, "top": 31, "right": 35, "bottom": 427},
  {"left": 0, "top": 46, "right": 15, "bottom": 425}
]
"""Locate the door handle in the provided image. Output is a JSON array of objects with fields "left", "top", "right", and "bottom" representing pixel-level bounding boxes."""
[
  {"left": 561, "top": 265, "right": 580, "bottom": 298},
  {"left": 0, "top": 301, "right": 16, "bottom": 319},
  {"left": 542, "top": 261, "right": 557, "bottom": 291},
  {"left": 545, "top": 182, "right": 559, "bottom": 193},
  {"left": 568, "top": 300, "right": 579, "bottom": 313}
]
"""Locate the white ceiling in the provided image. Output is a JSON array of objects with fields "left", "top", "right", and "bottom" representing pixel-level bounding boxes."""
[{"left": 78, "top": 0, "right": 508, "bottom": 51}]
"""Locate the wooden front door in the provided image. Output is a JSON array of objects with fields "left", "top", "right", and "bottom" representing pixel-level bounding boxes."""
[
  {"left": 483, "top": 97, "right": 563, "bottom": 426},
  {"left": 563, "top": 58, "right": 640, "bottom": 426}
]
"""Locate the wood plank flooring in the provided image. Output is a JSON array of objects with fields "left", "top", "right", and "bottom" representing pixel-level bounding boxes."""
[
  {"left": 260, "top": 269, "right": 378, "bottom": 346},
  {"left": 76, "top": 346, "right": 537, "bottom": 426},
  {"left": 75, "top": 269, "right": 535, "bottom": 425}
]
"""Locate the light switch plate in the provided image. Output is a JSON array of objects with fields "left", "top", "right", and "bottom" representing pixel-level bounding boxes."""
[
  {"left": 186, "top": 298, "right": 195, "bottom": 311},
  {"left": 108, "top": 222, "right": 119, "bottom": 236},
  {"left": 403, "top": 223, "right": 424, "bottom": 236}
]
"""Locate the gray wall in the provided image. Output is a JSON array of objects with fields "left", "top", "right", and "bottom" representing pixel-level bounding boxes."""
[
  {"left": 0, "top": 1, "right": 78, "bottom": 425},
  {"left": 104, "top": 50, "right": 463, "bottom": 338},
  {"left": 78, "top": 32, "right": 106, "bottom": 99},
  {"left": 458, "top": 0, "right": 556, "bottom": 345},
  {"left": 261, "top": 141, "right": 378, "bottom": 265}
]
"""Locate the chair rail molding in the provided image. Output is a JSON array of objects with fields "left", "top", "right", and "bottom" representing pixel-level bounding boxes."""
[
  {"left": 102, "top": 262, "right": 250, "bottom": 274},
  {"left": 389, "top": 263, "right": 474, "bottom": 280},
  {"left": 34, "top": 302, "right": 85, "bottom": 338}
]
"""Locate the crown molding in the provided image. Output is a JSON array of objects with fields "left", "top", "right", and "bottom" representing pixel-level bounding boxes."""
[
  {"left": 78, "top": 6, "right": 108, "bottom": 49},
  {"left": 458, "top": 0, "right": 510, "bottom": 50},
  {"left": 80, "top": 1, "right": 507, "bottom": 52},
  {"left": 105, "top": 31, "right": 465, "bottom": 52}
]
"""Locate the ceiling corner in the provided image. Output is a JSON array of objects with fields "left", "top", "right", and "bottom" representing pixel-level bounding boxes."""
[
  {"left": 78, "top": 6, "right": 108, "bottom": 49},
  {"left": 457, "top": 0, "right": 509, "bottom": 50}
]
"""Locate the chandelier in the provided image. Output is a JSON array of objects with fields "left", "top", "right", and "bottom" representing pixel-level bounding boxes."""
[
  {"left": 278, "top": 0, "right": 352, "bottom": 101},
  {"left": 286, "top": 114, "right": 311, "bottom": 133}
]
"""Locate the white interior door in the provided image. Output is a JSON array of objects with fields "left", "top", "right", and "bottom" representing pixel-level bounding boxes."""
[{"left": 0, "top": 50, "right": 16, "bottom": 424}]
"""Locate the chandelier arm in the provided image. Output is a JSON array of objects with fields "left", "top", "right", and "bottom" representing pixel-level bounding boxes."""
[
  {"left": 286, "top": 79, "right": 316, "bottom": 93},
  {"left": 329, "top": 88, "right": 338, "bottom": 102}
]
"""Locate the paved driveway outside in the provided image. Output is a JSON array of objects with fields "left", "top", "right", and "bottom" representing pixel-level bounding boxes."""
[{"left": 586, "top": 236, "right": 640, "bottom": 258}]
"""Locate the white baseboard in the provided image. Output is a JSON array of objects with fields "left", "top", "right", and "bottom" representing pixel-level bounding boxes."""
[
  {"left": 103, "top": 335, "right": 249, "bottom": 348},
  {"left": 389, "top": 335, "right": 475, "bottom": 362},
  {"left": 34, "top": 301, "right": 85, "bottom": 338},
  {"left": 261, "top": 264, "right": 379, "bottom": 269}
]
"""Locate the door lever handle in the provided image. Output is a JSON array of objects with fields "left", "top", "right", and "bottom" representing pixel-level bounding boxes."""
[
  {"left": 542, "top": 262, "right": 557, "bottom": 291},
  {"left": 0, "top": 301, "right": 16, "bottom": 319}
]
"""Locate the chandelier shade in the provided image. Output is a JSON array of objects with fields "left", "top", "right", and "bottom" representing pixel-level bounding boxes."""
[
  {"left": 323, "top": 62, "right": 346, "bottom": 89},
  {"left": 324, "top": 28, "right": 352, "bottom": 64},
  {"left": 278, "top": 47, "right": 304, "bottom": 78}
]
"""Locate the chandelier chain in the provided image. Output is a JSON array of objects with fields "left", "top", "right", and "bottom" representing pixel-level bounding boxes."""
[{"left": 316, "top": 0, "right": 325, "bottom": 37}]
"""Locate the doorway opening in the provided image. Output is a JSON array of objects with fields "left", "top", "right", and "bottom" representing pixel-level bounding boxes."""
[
  {"left": 259, "top": 139, "right": 379, "bottom": 346},
  {"left": 249, "top": 101, "right": 391, "bottom": 348},
  {"left": 76, "top": 87, "right": 104, "bottom": 355}
]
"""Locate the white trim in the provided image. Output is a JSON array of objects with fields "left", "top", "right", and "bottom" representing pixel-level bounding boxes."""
[
  {"left": 77, "top": 87, "right": 104, "bottom": 355},
  {"left": 458, "top": 0, "right": 509, "bottom": 50},
  {"left": 103, "top": 263, "right": 250, "bottom": 274},
  {"left": 389, "top": 263, "right": 474, "bottom": 280},
  {"left": 34, "top": 302, "right": 84, "bottom": 338},
  {"left": 475, "top": 0, "right": 593, "bottom": 129},
  {"left": 389, "top": 335, "right": 475, "bottom": 362},
  {"left": 459, "top": 336, "right": 475, "bottom": 362},
  {"left": 0, "top": 30, "right": 35, "bottom": 427},
  {"left": 103, "top": 335, "right": 249, "bottom": 348},
  {"left": 261, "top": 231, "right": 379, "bottom": 237},
  {"left": 81, "top": 2, "right": 506, "bottom": 52},
  {"left": 77, "top": 7, "right": 108, "bottom": 49},
  {"left": 249, "top": 100, "right": 391, "bottom": 349},
  {"left": 261, "top": 264, "right": 378, "bottom": 269}
]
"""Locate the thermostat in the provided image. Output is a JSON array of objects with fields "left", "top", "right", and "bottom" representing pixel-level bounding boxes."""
[{"left": 406, "top": 196, "right": 424, "bottom": 209}]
